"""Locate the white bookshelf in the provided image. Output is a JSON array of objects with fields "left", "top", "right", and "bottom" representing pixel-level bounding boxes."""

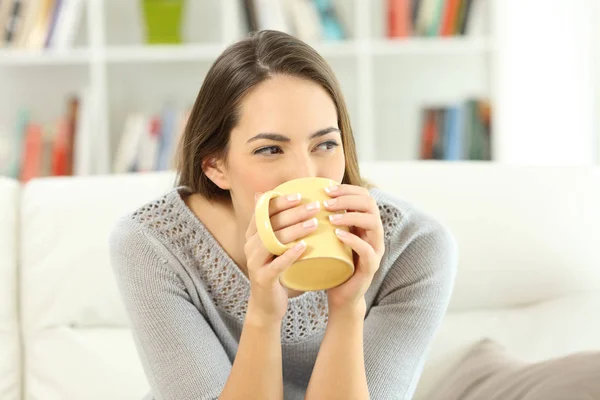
[{"left": 1, "top": 0, "right": 597, "bottom": 176}]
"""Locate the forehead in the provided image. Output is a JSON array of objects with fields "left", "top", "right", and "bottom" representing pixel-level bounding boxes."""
[{"left": 234, "top": 75, "right": 338, "bottom": 135}]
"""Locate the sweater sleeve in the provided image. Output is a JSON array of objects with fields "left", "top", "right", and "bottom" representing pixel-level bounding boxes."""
[
  {"left": 363, "top": 209, "right": 458, "bottom": 400},
  {"left": 109, "top": 218, "right": 232, "bottom": 400}
]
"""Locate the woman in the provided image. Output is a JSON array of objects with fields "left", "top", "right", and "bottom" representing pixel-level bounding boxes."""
[{"left": 110, "top": 30, "right": 457, "bottom": 400}]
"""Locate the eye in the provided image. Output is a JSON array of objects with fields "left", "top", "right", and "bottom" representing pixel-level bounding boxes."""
[
  {"left": 313, "top": 140, "right": 340, "bottom": 152},
  {"left": 254, "top": 146, "right": 283, "bottom": 156}
]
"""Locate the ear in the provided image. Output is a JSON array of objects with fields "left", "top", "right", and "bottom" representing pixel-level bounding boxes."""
[{"left": 202, "top": 156, "right": 230, "bottom": 190}]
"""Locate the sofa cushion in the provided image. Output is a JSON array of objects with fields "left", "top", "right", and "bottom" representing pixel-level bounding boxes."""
[
  {"left": 417, "top": 292, "right": 600, "bottom": 399},
  {"left": 428, "top": 338, "right": 600, "bottom": 400},
  {"left": 0, "top": 178, "right": 20, "bottom": 400},
  {"left": 20, "top": 172, "right": 176, "bottom": 400}
]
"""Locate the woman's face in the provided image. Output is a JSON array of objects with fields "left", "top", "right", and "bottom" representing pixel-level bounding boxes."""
[{"left": 212, "top": 74, "right": 346, "bottom": 223}]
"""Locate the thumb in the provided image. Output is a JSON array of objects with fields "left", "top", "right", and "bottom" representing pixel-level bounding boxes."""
[{"left": 269, "top": 240, "right": 306, "bottom": 274}]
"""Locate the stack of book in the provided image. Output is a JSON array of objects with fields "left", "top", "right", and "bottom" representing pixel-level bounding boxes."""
[
  {"left": 242, "top": 0, "right": 346, "bottom": 41},
  {"left": 1, "top": 92, "right": 95, "bottom": 182},
  {"left": 113, "top": 108, "right": 190, "bottom": 174},
  {"left": 419, "top": 98, "right": 492, "bottom": 161},
  {"left": 0, "top": 0, "right": 83, "bottom": 50},
  {"left": 387, "top": 0, "right": 478, "bottom": 38}
]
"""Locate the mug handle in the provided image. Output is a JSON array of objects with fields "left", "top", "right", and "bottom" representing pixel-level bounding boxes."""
[{"left": 255, "top": 191, "right": 292, "bottom": 255}]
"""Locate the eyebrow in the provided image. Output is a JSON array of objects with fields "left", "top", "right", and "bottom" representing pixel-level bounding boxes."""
[{"left": 246, "top": 127, "right": 341, "bottom": 144}]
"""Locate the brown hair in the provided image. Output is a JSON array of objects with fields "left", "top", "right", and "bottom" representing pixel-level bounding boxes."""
[{"left": 176, "top": 30, "right": 365, "bottom": 200}]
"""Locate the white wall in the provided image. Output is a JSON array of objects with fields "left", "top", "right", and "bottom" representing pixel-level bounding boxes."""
[{"left": 492, "top": 0, "right": 597, "bottom": 165}]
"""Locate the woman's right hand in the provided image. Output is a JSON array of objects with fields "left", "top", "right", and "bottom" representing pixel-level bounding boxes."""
[{"left": 244, "top": 192, "right": 321, "bottom": 326}]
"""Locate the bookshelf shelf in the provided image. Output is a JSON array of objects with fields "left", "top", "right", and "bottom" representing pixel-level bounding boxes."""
[
  {"left": 103, "top": 41, "right": 359, "bottom": 64},
  {"left": 310, "top": 40, "right": 358, "bottom": 57},
  {"left": 0, "top": 37, "right": 491, "bottom": 67},
  {"left": 369, "top": 37, "right": 492, "bottom": 56},
  {"left": 0, "top": 49, "right": 91, "bottom": 66},
  {"left": 105, "top": 44, "right": 226, "bottom": 63}
]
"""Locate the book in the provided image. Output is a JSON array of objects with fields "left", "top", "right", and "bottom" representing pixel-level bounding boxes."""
[
  {"left": 47, "top": 0, "right": 83, "bottom": 49},
  {"left": 113, "top": 113, "right": 147, "bottom": 174},
  {"left": 313, "top": 0, "right": 345, "bottom": 40},
  {"left": 440, "top": 0, "right": 461, "bottom": 36},
  {"left": 254, "top": 0, "right": 292, "bottom": 33},
  {"left": 6, "top": 108, "right": 29, "bottom": 179},
  {"left": 73, "top": 88, "right": 92, "bottom": 175},
  {"left": 242, "top": 0, "right": 258, "bottom": 32},
  {"left": 25, "top": 0, "right": 55, "bottom": 49},
  {"left": 20, "top": 123, "right": 43, "bottom": 182},
  {"left": 3, "top": 0, "right": 23, "bottom": 45},
  {"left": 44, "top": 0, "right": 61, "bottom": 47},
  {"left": 0, "top": 0, "right": 15, "bottom": 47},
  {"left": 137, "top": 116, "right": 161, "bottom": 172},
  {"left": 409, "top": 0, "right": 478, "bottom": 37},
  {"left": 387, "top": 0, "right": 412, "bottom": 38},
  {"left": 287, "top": 0, "right": 321, "bottom": 42},
  {"left": 419, "top": 98, "right": 492, "bottom": 161},
  {"left": 156, "top": 105, "right": 177, "bottom": 171}
]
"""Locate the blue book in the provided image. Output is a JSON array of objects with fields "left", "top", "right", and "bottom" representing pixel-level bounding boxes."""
[
  {"left": 156, "top": 105, "right": 176, "bottom": 171},
  {"left": 7, "top": 109, "right": 29, "bottom": 178},
  {"left": 313, "top": 0, "right": 345, "bottom": 40},
  {"left": 444, "top": 105, "right": 463, "bottom": 160}
]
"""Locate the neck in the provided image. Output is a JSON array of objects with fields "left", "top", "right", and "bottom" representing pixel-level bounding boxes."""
[
  {"left": 214, "top": 197, "right": 251, "bottom": 272},
  {"left": 185, "top": 193, "right": 249, "bottom": 275}
]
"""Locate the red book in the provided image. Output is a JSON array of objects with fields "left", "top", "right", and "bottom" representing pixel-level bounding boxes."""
[
  {"left": 387, "top": 0, "right": 411, "bottom": 38},
  {"left": 65, "top": 97, "right": 79, "bottom": 175},
  {"left": 441, "top": 0, "right": 461, "bottom": 36},
  {"left": 420, "top": 109, "right": 436, "bottom": 159},
  {"left": 20, "top": 124, "right": 43, "bottom": 183},
  {"left": 51, "top": 117, "right": 69, "bottom": 176}
]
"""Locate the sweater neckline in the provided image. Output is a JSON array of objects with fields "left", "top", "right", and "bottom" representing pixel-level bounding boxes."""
[{"left": 170, "top": 186, "right": 318, "bottom": 304}]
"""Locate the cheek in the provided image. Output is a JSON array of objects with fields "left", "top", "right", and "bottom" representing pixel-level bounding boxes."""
[
  {"left": 230, "top": 165, "right": 280, "bottom": 214},
  {"left": 323, "top": 148, "right": 346, "bottom": 182}
]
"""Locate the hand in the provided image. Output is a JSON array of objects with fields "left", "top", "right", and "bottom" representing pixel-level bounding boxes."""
[
  {"left": 323, "top": 184, "right": 385, "bottom": 315},
  {"left": 244, "top": 192, "right": 322, "bottom": 326}
]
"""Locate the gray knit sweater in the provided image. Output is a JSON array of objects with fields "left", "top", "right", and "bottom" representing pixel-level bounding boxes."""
[{"left": 109, "top": 187, "right": 457, "bottom": 400}]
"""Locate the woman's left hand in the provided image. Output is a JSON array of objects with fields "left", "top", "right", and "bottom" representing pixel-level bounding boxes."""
[{"left": 323, "top": 184, "right": 385, "bottom": 316}]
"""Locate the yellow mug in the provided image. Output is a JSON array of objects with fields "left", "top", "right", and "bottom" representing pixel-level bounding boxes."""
[{"left": 255, "top": 177, "right": 354, "bottom": 291}]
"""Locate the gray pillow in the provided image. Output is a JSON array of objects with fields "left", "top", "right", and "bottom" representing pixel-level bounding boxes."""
[{"left": 428, "top": 339, "right": 600, "bottom": 400}]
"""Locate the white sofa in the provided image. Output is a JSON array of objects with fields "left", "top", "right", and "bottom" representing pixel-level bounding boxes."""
[{"left": 1, "top": 161, "right": 600, "bottom": 400}]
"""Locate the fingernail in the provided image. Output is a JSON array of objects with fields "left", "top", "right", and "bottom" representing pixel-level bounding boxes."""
[
  {"left": 254, "top": 192, "right": 262, "bottom": 202},
  {"left": 294, "top": 240, "right": 306, "bottom": 250},
  {"left": 305, "top": 201, "right": 320, "bottom": 211},
  {"left": 287, "top": 193, "right": 301, "bottom": 202},
  {"left": 329, "top": 213, "right": 342, "bottom": 222},
  {"left": 324, "top": 185, "right": 338, "bottom": 193},
  {"left": 323, "top": 198, "right": 337, "bottom": 207},
  {"left": 335, "top": 228, "right": 347, "bottom": 237},
  {"left": 303, "top": 217, "right": 318, "bottom": 228}
]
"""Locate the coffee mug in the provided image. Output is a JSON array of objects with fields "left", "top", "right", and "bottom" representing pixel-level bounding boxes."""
[{"left": 255, "top": 177, "right": 354, "bottom": 291}]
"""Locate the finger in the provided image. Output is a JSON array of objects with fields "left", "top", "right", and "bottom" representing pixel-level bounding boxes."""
[
  {"left": 334, "top": 228, "right": 378, "bottom": 272},
  {"left": 274, "top": 217, "right": 319, "bottom": 244},
  {"left": 245, "top": 235, "right": 275, "bottom": 272},
  {"left": 270, "top": 200, "right": 320, "bottom": 231},
  {"left": 268, "top": 192, "right": 303, "bottom": 216},
  {"left": 323, "top": 194, "right": 378, "bottom": 213},
  {"left": 247, "top": 191, "right": 303, "bottom": 240},
  {"left": 324, "top": 184, "right": 370, "bottom": 198},
  {"left": 245, "top": 193, "right": 263, "bottom": 240},
  {"left": 268, "top": 240, "right": 307, "bottom": 274},
  {"left": 328, "top": 211, "right": 381, "bottom": 232}
]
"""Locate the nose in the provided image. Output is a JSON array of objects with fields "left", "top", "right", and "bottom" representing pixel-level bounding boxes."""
[{"left": 284, "top": 153, "right": 317, "bottom": 181}]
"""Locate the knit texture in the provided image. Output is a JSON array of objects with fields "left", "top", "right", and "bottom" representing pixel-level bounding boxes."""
[{"left": 110, "top": 187, "right": 457, "bottom": 400}]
